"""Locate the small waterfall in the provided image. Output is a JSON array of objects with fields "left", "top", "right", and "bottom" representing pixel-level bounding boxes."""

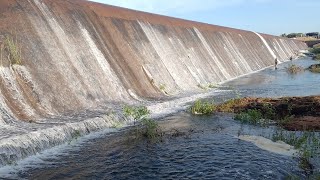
[
  {"left": 0, "top": 66, "right": 38, "bottom": 120},
  {"left": 253, "top": 32, "right": 277, "bottom": 59},
  {"left": 0, "top": 114, "right": 131, "bottom": 168}
]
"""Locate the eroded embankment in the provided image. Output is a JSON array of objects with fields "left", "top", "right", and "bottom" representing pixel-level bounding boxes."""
[
  {"left": 0, "top": 0, "right": 307, "bottom": 168},
  {"left": 216, "top": 96, "right": 320, "bottom": 131}
]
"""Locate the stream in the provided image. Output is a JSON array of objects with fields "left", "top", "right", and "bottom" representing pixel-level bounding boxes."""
[{"left": 1, "top": 58, "right": 320, "bottom": 179}]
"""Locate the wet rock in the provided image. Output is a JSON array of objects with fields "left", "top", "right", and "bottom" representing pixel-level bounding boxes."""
[{"left": 308, "top": 64, "right": 320, "bottom": 73}]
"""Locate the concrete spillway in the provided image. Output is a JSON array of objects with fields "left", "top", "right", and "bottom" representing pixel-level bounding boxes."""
[{"left": 0, "top": 0, "right": 307, "bottom": 167}]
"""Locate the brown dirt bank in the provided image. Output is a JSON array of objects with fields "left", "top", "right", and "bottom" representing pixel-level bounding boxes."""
[{"left": 216, "top": 96, "right": 320, "bottom": 131}]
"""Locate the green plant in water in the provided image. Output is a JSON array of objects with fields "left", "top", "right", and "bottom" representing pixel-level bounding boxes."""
[
  {"left": 208, "top": 83, "right": 217, "bottom": 89},
  {"left": 271, "top": 130, "right": 320, "bottom": 176},
  {"left": 140, "top": 118, "right": 162, "bottom": 140},
  {"left": 123, "top": 105, "right": 162, "bottom": 141},
  {"left": 3, "top": 35, "right": 22, "bottom": 65},
  {"left": 234, "top": 109, "right": 263, "bottom": 125},
  {"left": 123, "top": 105, "right": 150, "bottom": 122},
  {"left": 71, "top": 130, "right": 81, "bottom": 140},
  {"left": 190, "top": 100, "right": 215, "bottom": 115},
  {"left": 285, "top": 64, "right": 304, "bottom": 74}
]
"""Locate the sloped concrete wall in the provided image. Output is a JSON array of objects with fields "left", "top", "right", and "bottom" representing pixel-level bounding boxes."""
[{"left": 0, "top": 0, "right": 307, "bottom": 121}]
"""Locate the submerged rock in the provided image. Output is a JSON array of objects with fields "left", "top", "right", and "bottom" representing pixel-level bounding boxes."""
[{"left": 238, "top": 135, "right": 297, "bottom": 156}]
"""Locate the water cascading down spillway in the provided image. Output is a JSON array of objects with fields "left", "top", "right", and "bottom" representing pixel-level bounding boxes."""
[{"left": 0, "top": 0, "right": 307, "bottom": 167}]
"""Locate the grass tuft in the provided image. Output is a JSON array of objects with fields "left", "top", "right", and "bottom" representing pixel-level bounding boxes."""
[
  {"left": 190, "top": 100, "right": 215, "bottom": 115},
  {"left": 123, "top": 105, "right": 150, "bottom": 122},
  {"left": 3, "top": 35, "right": 22, "bottom": 65}
]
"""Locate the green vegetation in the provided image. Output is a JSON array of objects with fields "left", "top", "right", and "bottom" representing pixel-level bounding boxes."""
[
  {"left": 1, "top": 35, "right": 22, "bottom": 66},
  {"left": 123, "top": 105, "right": 161, "bottom": 141},
  {"left": 71, "top": 130, "right": 81, "bottom": 140},
  {"left": 190, "top": 100, "right": 215, "bottom": 115},
  {"left": 140, "top": 118, "right": 162, "bottom": 139},
  {"left": 123, "top": 105, "right": 150, "bottom": 122},
  {"left": 234, "top": 109, "right": 263, "bottom": 125},
  {"left": 285, "top": 64, "right": 304, "bottom": 74},
  {"left": 159, "top": 84, "right": 166, "bottom": 91},
  {"left": 310, "top": 47, "right": 320, "bottom": 54},
  {"left": 308, "top": 64, "right": 320, "bottom": 73},
  {"left": 281, "top": 33, "right": 304, "bottom": 38},
  {"left": 310, "top": 47, "right": 320, "bottom": 60},
  {"left": 208, "top": 83, "right": 218, "bottom": 89},
  {"left": 271, "top": 130, "right": 320, "bottom": 176}
]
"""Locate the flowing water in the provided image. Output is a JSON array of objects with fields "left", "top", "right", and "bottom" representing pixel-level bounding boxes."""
[{"left": 1, "top": 58, "right": 320, "bottom": 179}]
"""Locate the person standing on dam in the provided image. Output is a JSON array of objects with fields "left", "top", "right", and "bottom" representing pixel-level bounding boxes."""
[{"left": 274, "top": 58, "right": 278, "bottom": 70}]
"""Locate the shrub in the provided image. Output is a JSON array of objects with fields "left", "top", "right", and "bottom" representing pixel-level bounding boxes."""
[
  {"left": 190, "top": 100, "right": 215, "bottom": 115},
  {"left": 123, "top": 105, "right": 162, "bottom": 141},
  {"left": 310, "top": 47, "right": 320, "bottom": 54},
  {"left": 285, "top": 64, "right": 304, "bottom": 74},
  {"left": 123, "top": 105, "right": 150, "bottom": 121},
  {"left": 141, "top": 118, "right": 161, "bottom": 139},
  {"left": 308, "top": 64, "right": 320, "bottom": 73}
]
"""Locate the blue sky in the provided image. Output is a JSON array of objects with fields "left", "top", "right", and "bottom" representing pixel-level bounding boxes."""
[{"left": 90, "top": 0, "right": 319, "bottom": 36}]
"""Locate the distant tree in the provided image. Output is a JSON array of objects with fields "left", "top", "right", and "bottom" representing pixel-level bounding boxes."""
[
  {"left": 306, "top": 32, "right": 319, "bottom": 37},
  {"left": 280, "top": 33, "right": 287, "bottom": 37},
  {"left": 296, "top": 33, "right": 304, "bottom": 37},
  {"left": 287, "top": 33, "right": 302, "bottom": 38}
]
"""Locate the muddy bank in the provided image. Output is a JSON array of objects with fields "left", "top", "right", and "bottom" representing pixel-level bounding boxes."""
[{"left": 216, "top": 96, "right": 320, "bottom": 131}]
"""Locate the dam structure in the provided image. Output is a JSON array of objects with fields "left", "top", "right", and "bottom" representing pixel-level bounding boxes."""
[{"left": 0, "top": 0, "right": 306, "bottom": 167}]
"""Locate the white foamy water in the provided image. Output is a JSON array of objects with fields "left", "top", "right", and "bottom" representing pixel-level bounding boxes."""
[
  {"left": 0, "top": 114, "right": 129, "bottom": 168},
  {"left": 253, "top": 32, "right": 277, "bottom": 59},
  {"left": 0, "top": 66, "right": 36, "bottom": 119}
]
